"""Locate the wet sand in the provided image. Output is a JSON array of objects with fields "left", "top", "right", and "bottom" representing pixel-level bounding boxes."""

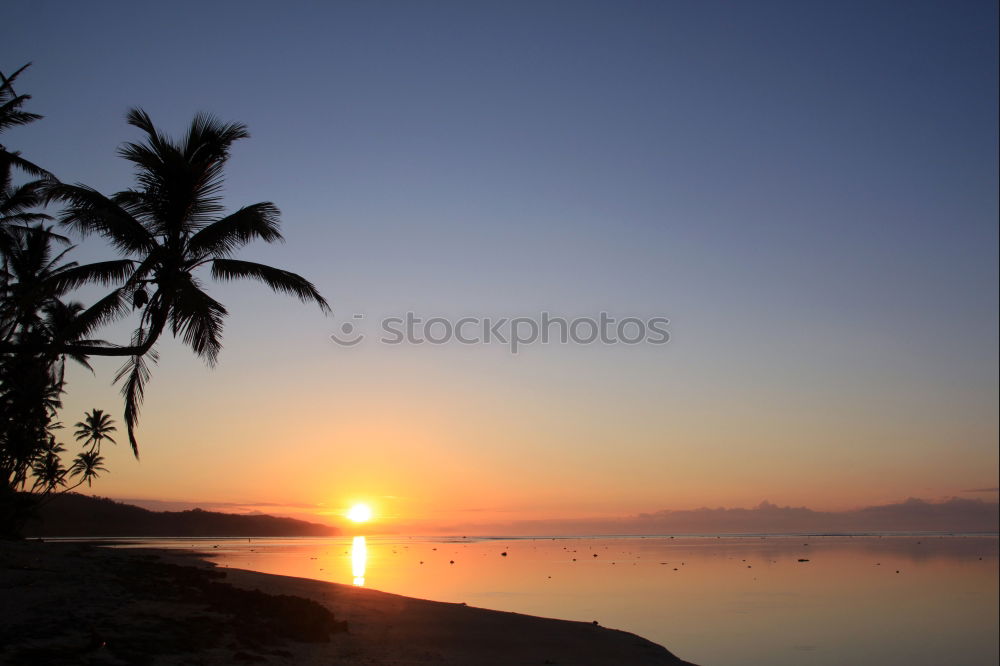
[{"left": 0, "top": 540, "right": 694, "bottom": 665}]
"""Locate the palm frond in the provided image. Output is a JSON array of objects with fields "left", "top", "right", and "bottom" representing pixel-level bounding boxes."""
[
  {"left": 44, "top": 183, "right": 156, "bottom": 254},
  {"left": 186, "top": 203, "right": 284, "bottom": 258},
  {"left": 69, "top": 450, "right": 108, "bottom": 487},
  {"left": 182, "top": 112, "right": 249, "bottom": 161},
  {"left": 48, "top": 259, "right": 136, "bottom": 293},
  {"left": 66, "top": 287, "right": 132, "bottom": 338},
  {"left": 0, "top": 149, "right": 50, "bottom": 178},
  {"left": 169, "top": 275, "right": 227, "bottom": 365},
  {"left": 124, "top": 108, "right": 168, "bottom": 154},
  {"left": 0, "top": 177, "right": 50, "bottom": 216},
  {"left": 114, "top": 332, "right": 158, "bottom": 457},
  {"left": 0, "top": 108, "right": 42, "bottom": 133},
  {"left": 211, "top": 258, "right": 330, "bottom": 313},
  {"left": 0, "top": 63, "right": 33, "bottom": 96}
]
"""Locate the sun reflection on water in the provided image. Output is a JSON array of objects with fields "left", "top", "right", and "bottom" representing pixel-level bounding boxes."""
[{"left": 352, "top": 536, "right": 367, "bottom": 586}]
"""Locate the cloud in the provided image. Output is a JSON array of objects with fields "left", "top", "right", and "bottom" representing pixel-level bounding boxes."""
[{"left": 962, "top": 487, "right": 1000, "bottom": 493}]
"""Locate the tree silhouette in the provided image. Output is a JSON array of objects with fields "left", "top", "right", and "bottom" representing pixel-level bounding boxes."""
[
  {"left": 45, "top": 109, "right": 330, "bottom": 454},
  {"left": 1, "top": 63, "right": 329, "bottom": 536},
  {"left": 0, "top": 63, "right": 48, "bottom": 178},
  {"left": 30, "top": 439, "right": 66, "bottom": 492},
  {"left": 68, "top": 449, "right": 108, "bottom": 488},
  {"left": 0, "top": 63, "right": 123, "bottom": 535},
  {"left": 74, "top": 408, "right": 117, "bottom": 453},
  {"left": 1, "top": 227, "right": 123, "bottom": 513}
]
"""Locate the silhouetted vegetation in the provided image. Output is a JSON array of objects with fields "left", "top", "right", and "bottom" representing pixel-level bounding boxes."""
[
  {"left": 25, "top": 493, "right": 340, "bottom": 537},
  {"left": 0, "top": 63, "right": 328, "bottom": 536}
]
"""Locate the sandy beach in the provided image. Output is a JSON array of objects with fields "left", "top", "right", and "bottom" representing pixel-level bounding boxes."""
[{"left": 0, "top": 541, "right": 695, "bottom": 665}]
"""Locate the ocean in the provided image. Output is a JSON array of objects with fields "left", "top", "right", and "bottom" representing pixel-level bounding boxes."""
[{"left": 104, "top": 534, "right": 998, "bottom": 665}]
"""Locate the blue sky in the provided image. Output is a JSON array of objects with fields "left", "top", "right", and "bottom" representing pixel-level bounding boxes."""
[{"left": 3, "top": 1, "right": 997, "bottom": 522}]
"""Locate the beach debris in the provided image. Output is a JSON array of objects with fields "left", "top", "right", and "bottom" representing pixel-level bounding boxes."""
[
  {"left": 501, "top": 552, "right": 507, "bottom": 557},
  {"left": 450, "top": 560, "right": 455, "bottom": 564},
  {"left": 797, "top": 559, "right": 810, "bottom": 562}
]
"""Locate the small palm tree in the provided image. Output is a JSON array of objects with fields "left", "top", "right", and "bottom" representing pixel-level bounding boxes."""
[
  {"left": 30, "top": 439, "right": 66, "bottom": 492},
  {"left": 74, "top": 409, "right": 117, "bottom": 453},
  {"left": 68, "top": 450, "right": 108, "bottom": 487},
  {"left": 46, "top": 108, "right": 329, "bottom": 453}
]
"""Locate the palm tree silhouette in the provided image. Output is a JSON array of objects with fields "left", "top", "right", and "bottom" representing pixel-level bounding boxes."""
[
  {"left": 1, "top": 63, "right": 56, "bottom": 318},
  {"left": 30, "top": 439, "right": 66, "bottom": 492},
  {"left": 0, "top": 154, "right": 51, "bottom": 249},
  {"left": 74, "top": 409, "right": 117, "bottom": 453},
  {"left": 68, "top": 449, "right": 108, "bottom": 488},
  {"left": 45, "top": 109, "right": 329, "bottom": 453},
  {"left": 0, "top": 225, "right": 131, "bottom": 349},
  {"left": 0, "top": 63, "right": 48, "bottom": 179},
  {"left": 0, "top": 227, "right": 123, "bottom": 492}
]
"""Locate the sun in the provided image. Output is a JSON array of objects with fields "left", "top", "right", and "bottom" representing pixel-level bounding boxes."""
[{"left": 346, "top": 503, "right": 373, "bottom": 523}]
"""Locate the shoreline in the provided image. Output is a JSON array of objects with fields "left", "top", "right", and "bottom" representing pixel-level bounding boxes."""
[{"left": 1, "top": 540, "right": 696, "bottom": 665}]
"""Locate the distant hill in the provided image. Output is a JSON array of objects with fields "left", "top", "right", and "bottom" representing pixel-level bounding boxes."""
[{"left": 24, "top": 494, "right": 340, "bottom": 537}]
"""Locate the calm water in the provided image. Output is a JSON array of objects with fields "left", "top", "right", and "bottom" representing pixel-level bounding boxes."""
[{"left": 107, "top": 534, "right": 998, "bottom": 665}]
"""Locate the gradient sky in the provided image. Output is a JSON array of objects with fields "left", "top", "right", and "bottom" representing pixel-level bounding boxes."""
[{"left": 4, "top": 1, "right": 997, "bottom": 530}]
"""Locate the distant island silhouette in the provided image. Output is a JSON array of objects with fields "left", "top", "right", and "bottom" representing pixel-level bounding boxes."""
[{"left": 24, "top": 494, "right": 340, "bottom": 537}]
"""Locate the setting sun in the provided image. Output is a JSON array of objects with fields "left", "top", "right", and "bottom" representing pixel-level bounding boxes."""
[{"left": 347, "top": 503, "right": 373, "bottom": 523}]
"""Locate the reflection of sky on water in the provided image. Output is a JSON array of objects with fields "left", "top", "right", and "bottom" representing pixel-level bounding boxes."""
[{"left": 108, "top": 535, "right": 998, "bottom": 666}]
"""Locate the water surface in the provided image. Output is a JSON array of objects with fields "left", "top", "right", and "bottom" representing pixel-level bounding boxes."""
[{"left": 111, "top": 534, "right": 998, "bottom": 665}]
